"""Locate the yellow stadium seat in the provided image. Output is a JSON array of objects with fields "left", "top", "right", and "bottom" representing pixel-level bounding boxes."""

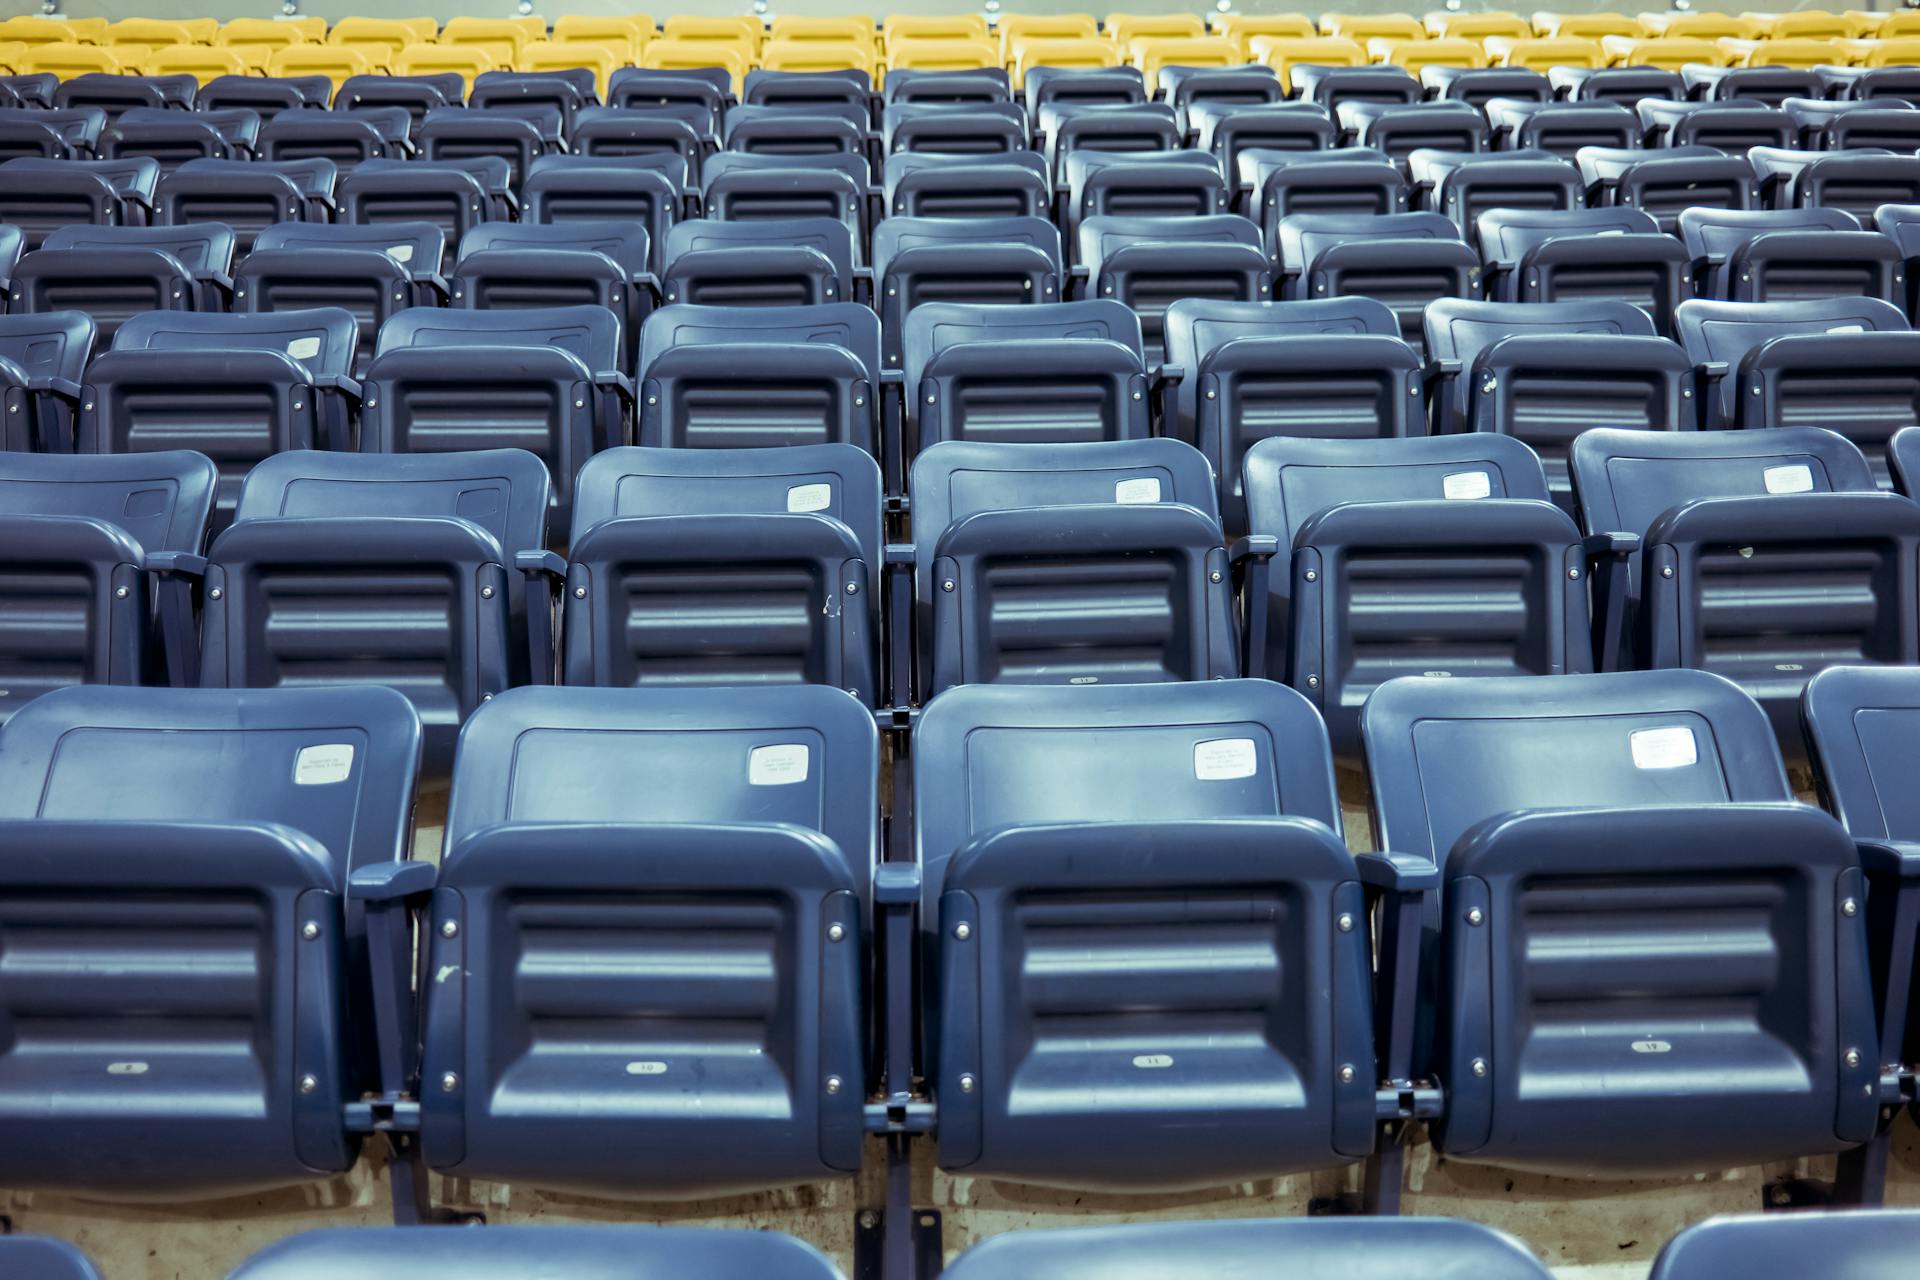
[
  {"left": 642, "top": 38, "right": 751, "bottom": 91},
  {"left": 398, "top": 18, "right": 439, "bottom": 42},
  {"left": 439, "top": 18, "right": 527, "bottom": 68},
  {"left": 1485, "top": 35, "right": 1606, "bottom": 69},
  {"left": 395, "top": 42, "right": 497, "bottom": 91},
  {"left": 0, "top": 16, "right": 104, "bottom": 47},
  {"left": 271, "top": 43, "right": 372, "bottom": 91},
  {"left": 1109, "top": 14, "right": 1207, "bottom": 45},
  {"left": 328, "top": 19, "right": 417, "bottom": 65},
  {"left": 762, "top": 38, "right": 875, "bottom": 77},
  {"left": 1319, "top": 14, "right": 1427, "bottom": 42},
  {"left": 888, "top": 37, "right": 998, "bottom": 71},
  {"left": 276, "top": 17, "right": 328, "bottom": 41},
  {"left": 998, "top": 14, "right": 1100, "bottom": 61},
  {"left": 0, "top": 42, "right": 26, "bottom": 74},
  {"left": 1254, "top": 36, "right": 1368, "bottom": 92},
  {"left": 664, "top": 16, "right": 764, "bottom": 54},
  {"left": 107, "top": 19, "right": 201, "bottom": 48},
  {"left": 1717, "top": 36, "right": 1844, "bottom": 67},
  {"left": 23, "top": 42, "right": 128, "bottom": 77},
  {"left": 885, "top": 15, "right": 990, "bottom": 48},
  {"left": 772, "top": 16, "right": 873, "bottom": 48},
  {"left": 1858, "top": 10, "right": 1920, "bottom": 38},
  {"left": 1743, "top": 11, "right": 1853, "bottom": 40},
  {"left": 144, "top": 45, "right": 248, "bottom": 86},
  {"left": 1532, "top": 12, "right": 1639, "bottom": 40},
  {"left": 1375, "top": 36, "right": 1487, "bottom": 72},
  {"left": 1212, "top": 14, "right": 1316, "bottom": 59},
  {"left": 1426, "top": 12, "right": 1530, "bottom": 41},
  {"left": 506, "top": 16, "right": 546, "bottom": 43},
  {"left": 553, "top": 15, "right": 652, "bottom": 60},
  {"left": 1841, "top": 35, "right": 1920, "bottom": 66},
  {"left": 1636, "top": 12, "right": 1761, "bottom": 40},
  {"left": 1133, "top": 36, "right": 1239, "bottom": 83},
  {"left": 1601, "top": 35, "right": 1729, "bottom": 69},
  {"left": 521, "top": 41, "right": 622, "bottom": 96},
  {"left": 1012, "top": 36, "right": 1120, "bottom": 84},
  {"left": 215, "top": 18, "right": 310, "bottom": 53}
]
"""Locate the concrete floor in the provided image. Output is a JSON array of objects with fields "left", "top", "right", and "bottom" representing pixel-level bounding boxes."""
[{"left": 10, "top": 772, "right": 1919, "bottom": 1277}]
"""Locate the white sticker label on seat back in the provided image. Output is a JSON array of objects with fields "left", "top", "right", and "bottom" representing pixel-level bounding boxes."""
[
  {"left": 749, "top": 744, "right": 810, "bottom": 785},
  {"left": 1442, "top": 471, "right": 1491, "bottom": 500},
  {"left": 286, "top": 336, "right": 321, "bottom": 360},
  {"left": 1193, "top": 738, "right": 1257, "bottom": 781},
  {"left": 1629, "top": 726, "right": 1697, "bottom": 770},
  {"left": 1114, "top": 477, "right": 1161, "bottom": 504},
  {"left": 294, "top": 744, "right": 355, "bottom": 785},
  {"left": 786, "top": 483, "right": 832, "bottom": 513},
  {"left": 1827, "top": 324, "right": 1864, "bottom": 334},
  {"left": 1763, "top": 464, "right": 1813, "bottom": 494},
  {"left": 388, "top": 244, "right": 414, "bottom": 264}
]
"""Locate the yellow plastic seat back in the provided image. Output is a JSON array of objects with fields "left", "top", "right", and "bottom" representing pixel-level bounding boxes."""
[
  {"left": 396, "top": 42, "right": 498, "bottom": 92},
  {"left": 1109, "top": 14, "right": 1207, "bottom": 46},
  {"left": 1213, "top": 15, "right": 1316, "bottom": 59},
  {"left": 885, "top": 15, "right": 990, "bottom": 48},
  {"left": 1532, "top": 12, "right": 1640, "bottom": 40},
  {"left": 145, "top": 45, "right": 247, "bottom": 86},
  {"left": 215, "top": 19, "right": 311, "bottom": 53},
  {"left": 0, "top": 42, "right": 26, "bottom": 74},
  {"left": 1012, "top": 37, "right": 1120, "bottom": 85},
  {"left": 1718, "top": 36, "right": 1844, "bottom": 67},
  {"left": 1601, "top": 36, "right": 1729, "bottom": 69},
  {"left": 1133, "top": 36, "right": 1238, "bottom": 82},
  {"left": 1318, "top": 14, "right": 1426, "bottom": 42},
  {"left": 999, "top": 14, "right": 1100, "bottom": 61},
  {"left": 762, "top": 39, "right": 875, "bottom": 77},
  {"left": 553, "top": 16, "right": 652, "bottom": 61},
  {"left": 772, "top": 16, "right": 874, "bottom": 51},
  {"left": 107, "top": 19, "right": 201, "bottom": 48},
  {"left": 642, "top": 38, "right": 751, "bottom": 92},
  {"left": 0, "top": 16, "right": 103, "bottom": 47},
  {"left": 1377, "top": 36, "right": 1487, "bottom": 72},
  {"left": 1745, "top": 11, "right": 1853, "bottom": 40},
  {"left": 24, "top": 42, "right": 126, "bottom": 77},
  {"left": 1849, "top": 36, "right": 1920, "bottom": 67},
  {"left": 1426, "top": 12, "right": 1532, "bottom": 41},
  {"left": 439, "top": 18, "right": 527, "bottom": 69},
  {"left": 1486, "top": 35, "right": 1606, "bottom": 69},
  {"left": 1867, "top": 11, "right": 1920, "bottom": 38},
  {"left": 522, "top": 41, "right": 622, "bottom": 97},
  {"left": 888, "top": 38, "right": 998, "bottom": 72},
  {"left": 270, "top": 44, "right": 372, "bottom": 91},
  {"left": 664, "top": 16, "right": 764, "bottom": 54},
  {"left": 1637, "top": 12, "right": 1761, "bottom": 40},
  {"left": 328, "top": 19, "right": 417, "bottom": 66}
]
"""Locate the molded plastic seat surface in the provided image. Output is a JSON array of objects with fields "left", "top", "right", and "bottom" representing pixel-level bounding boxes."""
[
  {"left": 913, "top": 681, "right": 1373, "bottom": 1190},
  {"left": 454, "top": 220, "right": 651, "bottom": 346},
  {"left": 9, "top": 245, "right": 194, "bottom": 346},
  {"left": 1425, "top": 299, "right": 1657, "bottom": 436},
  {"left": 562, "top": 445, "right": 882, "bottom": 705},
  {"left": 883, "top": 151, "right": 1051, "bottom": 220},
  {"left": 1277, "top": 210, "right": 1478, "bottom": 351},
  {"left": 1647, "top": 1211, "right": 1920, "bottom": 1280},
  {"left": 1476, "top": 207, "right": 1691, "bottom": 328},
  {"left": 1076, "top": 214, "right": 1272, "bottom": 362},
  {"left": 1576, "top": 145, "right": 1757, "bottom": 235},
  {"left": 229, "top": 1226, "right": 847, "bottom": 1280},
  {"left": 239, "top": 223, "right": 439, "bottom": 374},
  {"left": 1363, "top": 669, "right": 1878, "bottom": 1175},
  {"left": 1243, "top": 433, "right": 1589, "bottom": 754},
  {"left": 419, "top": 685, "right": 875, "bottom": 1195},
  {"left": 0, "top": 1237, "right": 103, "bottom": 1280},
  {"left": 1678, "top": 207, "right": 1902, "bottom": 305},
  {"left": 940, "top": 1219, "right": 1555, "bottom": 1280},
  {"left": 158, "top": 156, "right": 337, "bottom": 250},
  {"left": 662, "top": 217, "right": 856, "bottom": 308},
  {"left": 0, "top": 683, "right": 420, "bottom": 1195}
]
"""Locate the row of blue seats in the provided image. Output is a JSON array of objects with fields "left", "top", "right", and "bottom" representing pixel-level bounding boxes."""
[
  {"left": 11, "top": 1211, "right": 1917, "bottom": 1280},
  {"left": 0, "top": 661, "right": 1908, "bottom": 1210}
]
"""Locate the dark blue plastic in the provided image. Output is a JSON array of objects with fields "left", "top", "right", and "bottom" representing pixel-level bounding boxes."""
[
  {"left": 662, "top": 216, "right": 855, "bottom": 307},
  {"left": 1075, "top": 213, "right": 1271, "bottom": 362},
  {"left": 1649, "top": 1212, "right": 1920, "bottom": 1280},
  {"left": 230, "top": 1226, "right": 845, "bottom": 1280},
  {"left": 0, "top": 1237, "right": 103, "bottom": 1280}
]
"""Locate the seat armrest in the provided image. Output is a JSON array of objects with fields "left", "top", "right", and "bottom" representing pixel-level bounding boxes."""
[
  {"left": 145, "top": 549, "right": 207, "bottom": 578},
  {"left": 348, "top": 860, "right": 438, "bottom": 901},
  {"left": 1583, "top": 531, "right": 1640, "bottom": 558},
  {"left": 885, "top": 542, "right": 915, "bottom": 713},
  {"left": 1361, "top": 847, "right": 1433, "bottom": 1084},
  {"left": 1354, "top": 850, "right": 1440, "bottom": 892},
  {"left": 515, "top": 549, "right": 565, "bottom": 683},
  {"left": 1230, "top": 534, "right": 1280, "bottom": 679}
]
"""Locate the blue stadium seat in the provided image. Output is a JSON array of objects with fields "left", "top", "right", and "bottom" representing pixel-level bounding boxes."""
[
  {"left": 418, "top": 106, "right": 546, "bottom": 189},
  {"left": 884, "top": 68, "right": 1011, "bottom": 107},
  {"left": 100, "top": 109, "right": 247, "bottom": 174},
  {"left": 1476, "top": 206, "right": 1691, "bottom": 328},
  {"left": 0, "top": 155, "right": 159, "bottom": 245},
  {"left": 884, "top": 102, "right": 1027, "bottom": 155},
  {"left": 240, "top": 222, "right": 443, "bottom": 374},
  {"left": 913, "top": 680, "right": 1376, "bottom": 1188},
  {"left": 1484, "top": 100, "right": 1638, "bottom": 158},
  {"left": 1649, "top": 1211, "right": 1920, "bottom": 1280},
  {"left": 1553, "top": 65, "right": 1683, "bottom": 106},
  {"left": 524, "top": 154, "right": 684, "bottom": 259},
  {"left": 1075, "top": 214, "right": 1271, "bottom": 362},
  {"left": 1338, "top": 101, "right": 1488, "bottom": 166},
  {"left": 470, "top": 71, "right": 589, "bottom": 140},
  {"left": 40, "top": 221, "right": 235, "bottom": 310},
  {"left": 1161, "top": 296, "right": 1421, "bottom": 532},
  {"left": 0, "top": 1237, "right": 103, "bottom": 1280},
  {"left": 1026, "top": 66, "right": 1145, "bottom": 115},
  {"left": 1424, "top": 298, "right": 1659, "bottom": 435},
  {"left": 338, "top": 75, "right": 460, "bottom": 119},
  {"left": 0, "top": 683, "right": 420, "bottom": 1195},
  {"left": 882, "top": 150, "right": 1050, "bottom": 218},
  {"left": 902, "top": 299, "right": 1149, "bottom": 455},
  {"left": 365, "top": 305, "right": 630, "bottom": 527},
  {"left": 1640, "top": 99, "right": 1794, "bottom": 149},
  {"left": 339, "top": 161, "right": 494, "bottom": 269},
  {"left": 942, "top": 1219, "right": 1554, "bottom": 1280},
  {"left": 157, "top": 157, "right": 336, "bottom": 251},
  {"left": 1275, "top": 210, "right": 1478, "bottom": 350},
  {"left": 1426, "top": 67, "right": 1553, "bottom": 108},
  {"left": 199, "top": 74, "right": 329, "bottom": 121},
  {"left": 1041, "top": 102, "right": 1179, "bottom": 186},
  {"left": 259, "top": 110, "right": 398, "bottom": 170},
  {"left": 230, "top": 1226, "right": 846, "bottom": 1280},
  {"left": 636, "top": 302, "right": 880, "bottom": 453},
  {"left": 1364, "top": 669, "right": 1878, "bottom": 1175},
  {"left": 1680, "top": 206, "right": 1906, "bottom": 303},
  {"left": 1576, "top": 145, "right": 1757, "bottom": 234},
  {"left": 1294, "top": 64, "right": 1421, "bottom": 113},
  {"left": 568, "top": 105, "right": 708, "bottom": 186},
  {"left": 0, "top": 309, "right": 95, "bottom": 451},
  {"left": 453, "top": 220, "right": 652, "bottom": 357},
  {"left": 1162, "top": 65, "right": 1283, "bottom": 134},
  {"left": 662, "top": 216, "right": 857, "bottom": 307},
  {"left": 606, "top": 69, "right": 727, "bottom": 127},
  {"left": 1783, "top": 97, "right": 1920, "bottom": 151},
  {"left": 563, "top": 445, "right": 883, "bottom": 703},
  {"left": 1242, "top": 433, "right": 1589, "bottom": 755},
  {"left": 9, "top": 244, "right": 194, "bottom": 345},
  {"left": 0, "top": 105, "right": 105, "bottom": 160},
  {"left": 1749, "top": 145, "right": 1920, "bottom": 221},
  {"left": 743, "top": 68, "right": 871, "bottom": 112},
  {"left": 701, "top": 151, "right": 871, "bottom": 255},
  {"left": 1410, "top": 149, "right": 1584, "bottom": 247},
  {"left": 871, "top": 215, "right": 1062, "bottom": 368},
  {"left": 1686, "top": 65, "right": 1822, "bottom": 106},
  {"left": 1193, "top": 102, "right": 1336, "bottom": 187},
  {"left": 1064, "top": 149, "right": 1229, "bottom": 233},
  {"left": 53, "top": 72, "right": 192, "bottom": 117}
]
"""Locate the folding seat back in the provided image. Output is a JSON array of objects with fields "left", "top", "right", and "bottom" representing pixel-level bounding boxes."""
[
  {"left": 0, "top": 682, "right": 420, "bottom": 1193},
  {"left": 912, "top": 680, "right": 1372, "bottom": 1186},
  {"left": 661, "top": 216, "right": 855, "bottom": 308},
  {"left": 366, "top": 305, "right": 621, "bottom": 527},
  {"left": 199, "top": 74, "right": 329, "bottom": 121},
  {"left": 743, "top": 66, "right": 875, "bottom": 110},
  {"left": 1424, "top": 66, "right": 1554, "bottom": 108},
  {"left": 1243, "top": 433, "right": 1587, "bottom": 754},
  {"left": 1160, "top": 66, "right": 1283, "bottom": 137},
  {"left": 39, "top": 221, "right": 234, "bottom": 311},
  {"left": 258, "top": 109, "right": 395, "bottom": 169},
  {"left": 604, "top": 71, "right": 727, "bottom": 133},
  {"left": 1656, "top": 100, "right": 1795, "bottom": 150},
  {"left": 154, "top": 159, "right": 319, "bottom": 253},
  {"left": 522, "top": 156, "right": 680, "bottom": 271},
  {"left": 1245, "top": 150, "right": 1411, "bottom": 242},
  {"left": 52, "top": 73, "right": 193, "bottom": 118},
  {"left": 1672, "top": 296, "right": 1920, "bottom": 483},
  {"left": 884, "top": 66, "right": 1011, "bottom": 104},
  {"left": 454, "top": 220, "right": 649, "bottom": 345},
  {"left": 942, "top": 1221, "right": 1556, "bottom": 1280},
  {"left": 1829, "top": 65, "right": 1920, "bottom": 103},
  {"left": 234, "top": 240, "right": 415, "bottom": 377},
  {"left": 699, "top": 152, "right": 868, "bottom": 254},
  {"left": 419, "top": 683, "right": 872, "bottom": 1193},
  {"left": 336, "top": 73, "right": 457, "bottom": 122},
  {"left": 883, "top": 102, "right": 1027, "bottom": 156},
  {"left": 234, "top": 449, "right": 555, "bottom": 690},
  {"left": 1425, "top": 298, "right": 1656, "bottom": 434},
  {"left": 562, "top": 445, "right": 882, "bottom": 703},
  {"left": 1575, "top": 145, "right": 1757, "bottom": 234},
  {"left": 1365, "top": 667, "right": 1878, "bottom": 1170},
  {"left": 635, "top": 303, "right": 880, "bottom": 453},
  {"left": 417, "top": 106, "right": 545, "bottom": 189},
  {"left": 1077, "top": 214, "right": 1272, "bottom": 362},
  {"left": 1552, "top": 65, "right": 1683, "bottom": 105},
  {"left": 1064, "top": 149, "right": 1229, "bottom": 232},
  {"left": 872, "top": 217, "right": 1063, "bottom": 368},
  {"left": 903, "top": 300, "right": 1149, "bottom": 453},
  {"left": 1416, "top": 150, "right": 1585, "bottom": 246},
  {"left": 1193, "top": 102, "right": 1336, "bottom": 184},
  {"left": 882, "top": 150, "right": 1051, "bottom": 219},
  {"left": 1784, "top": 97, "right": 1920, "bottom": 152},
  {"left": 910, "top": 438, "right": 1237, "bottom": 695},
  {"left": 0, "top": 310, "right": 96, "bottom": 451},
  {"left": 339, "top": 161, "right": 492, "bottom": 267},
  {"left": 470, "top": 70, "right": 590, "bottom": 138},
  {"left": 0, "top": 112, "right": 82, "bottom": 162},
  {"left": 1338, "top": 101, "right": 1488, "bottom": 168},
  {"left": 722, "top": 102, "right": 867, "bottom": 161},
  {"left": 1043, "top": 103, "right": 1179, "bottom": 183},
  {"left": 0, "top": 157, "right": 141, "bottom": 247},
  {"left": 1161, "top": 296, "right": 1419, "bottom": 529},
  {"left": 9, "top": 245, "right": 193, "bottom": 345},
  {"left": 1752, "top": 146, "right": 1920, "bottom": 223},
  {"left": 1648, "top": 1213, "right": 1920, "bottom": 1280},
  {"left": 1025, "top": 66, "right": 1146, "bottom": 117},
  {"left": 567, "top": 106, "right": 707, "bottom": 186},
  {"left": 1486, "top": 100, "right": 1639, "bottom": 158},
  {"left": 1290, "top": 64, "right": 1421, "bottom": 113},
  {"left": 1476, "top": 206, "right": 1691, "bottom": 328},
  {"left": 1893, "top": 425, "right": 1920, "bottom": 498},
  {"left": 1276, "top": 210, "right": 1479, "bottom": 351},
  {"left": 84, "top": 308, "right": 357, "bottom": 526},
  {"left": 98, "top": 112, "right": 236, "bottom": 174},
  {"left": 233, "top": 1227, "right": 848, "bottom": 1280}
]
